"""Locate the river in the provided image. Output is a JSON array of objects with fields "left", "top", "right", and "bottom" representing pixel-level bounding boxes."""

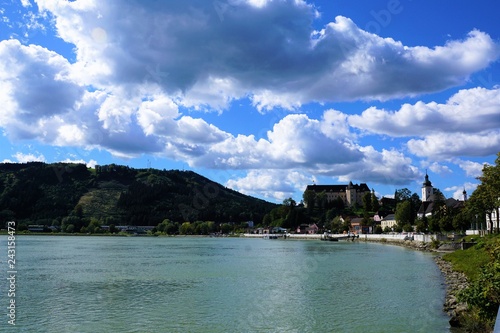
[{"left": 0, "top": 236, "right": 450, "bottom": 332}]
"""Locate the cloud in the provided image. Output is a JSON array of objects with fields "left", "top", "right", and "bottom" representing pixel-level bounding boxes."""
[
  {"left": 58, "top": 158, "right": 98, "bottom": 168},
  {"left": 331, "top": 146, "right": 420, "bottom": 185},
  {"left": 35, "top": 1, "right": 500, "bottom": 110},
  {"left": 444, "top": 182, "right": 478, "bottom": 200},
  {"left": 225, "top": 146, "right": 422, "bottom": 201},
  {"left": 191, "top": 113, "right": 363, "bottom": 169},
  {"left": 137, "top": 95, "right": 180, "bottom": 136},
  {"left": 349, "top": 87, "right": 500, "bottom": 137},
  {"left": 407, "top": 132, "right": 500, "bottom": 160},
  {"left": 0, "top": 39, "right": 84, "bottom": 141},
  {"left": 453, "top": 159, "right": 489, "bottom": 178},
  {"left": 0, "top": 33, "right": 491, "bottom": 191},
  {"left": 0, "top": 36, "right": 423, "bottom": 184},
  {"left": 12, "top": 152, "right": 46, "bottom": 163},
  {"left": 348, "top": 87, "right": 500, "bottom": 160},
  {"left": 20, "top": 0, "right": 32, "bottom": 8},
  {"left": 0, "top": 1, "right": 496, "bottom": 199},
  {"left": 427, "top": 162, "right": 453, "bottom": 176},
  {"left": 226, "top": 169, "right": 311, "bottom": 202}
]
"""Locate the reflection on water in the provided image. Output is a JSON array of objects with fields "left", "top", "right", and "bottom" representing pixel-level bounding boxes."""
[{"left": 0, "top": 236, "right": 450, "bottom": 333}]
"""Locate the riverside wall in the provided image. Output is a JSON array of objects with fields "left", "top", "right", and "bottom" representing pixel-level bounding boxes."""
[{"left": 243, "top": 232, "right": 449, "bottom": 244}]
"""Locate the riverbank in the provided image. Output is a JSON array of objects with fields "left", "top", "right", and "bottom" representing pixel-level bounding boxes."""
[{"left": 434, "top": 256, "right": 469, "bottom": 328}]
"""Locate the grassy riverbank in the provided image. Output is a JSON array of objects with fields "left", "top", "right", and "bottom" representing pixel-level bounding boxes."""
[{"left": 443, "top": 234, "right": 500, "bottom": 332}]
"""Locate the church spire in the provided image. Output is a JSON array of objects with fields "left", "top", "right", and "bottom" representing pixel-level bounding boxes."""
[
  {"left": 423, "top": 169, "right": 432, "bottom": 187},
  {"left": 422, "top": 171, "right": 433, "bottom": 202}
]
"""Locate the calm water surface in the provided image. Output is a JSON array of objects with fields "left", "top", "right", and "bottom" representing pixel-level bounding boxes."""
[{"left": 0, "top": 236, "right": 450, "bottom": 332}]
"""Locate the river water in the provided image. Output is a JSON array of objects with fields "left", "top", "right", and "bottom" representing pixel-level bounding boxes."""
[{"left": 1, "top": 236, "right": 450, "bottom": 332}]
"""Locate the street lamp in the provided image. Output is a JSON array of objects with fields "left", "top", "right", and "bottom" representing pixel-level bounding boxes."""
[{"left": 475, "top": 214, "right": 478, "bottom": 235}]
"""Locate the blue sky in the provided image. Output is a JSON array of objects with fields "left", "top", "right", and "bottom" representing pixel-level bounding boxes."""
[{"left": 0, "top": 0, "right": 499, "bottom": 204}]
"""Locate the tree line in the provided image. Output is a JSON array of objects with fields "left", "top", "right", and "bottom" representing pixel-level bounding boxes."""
[{"left": 0, "top": 162, "right": 277, "bottom": 232}]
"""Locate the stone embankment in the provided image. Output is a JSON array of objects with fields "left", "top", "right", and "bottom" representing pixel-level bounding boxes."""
[
  {"left": 361, "top": 237, "right": 430, "bottom": 251},
  {"left": 434, "top": 256, "right": 469, "bottom": 327}
]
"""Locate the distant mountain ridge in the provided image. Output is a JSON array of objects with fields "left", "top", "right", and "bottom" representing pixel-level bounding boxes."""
[{"left": 0, "top": 162, "right": 277, "bottom": 229}]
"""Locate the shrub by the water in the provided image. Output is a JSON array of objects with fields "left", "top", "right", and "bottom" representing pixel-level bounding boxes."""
[{"left": 444, "top": 235, "right": 500, "bottom": 332}]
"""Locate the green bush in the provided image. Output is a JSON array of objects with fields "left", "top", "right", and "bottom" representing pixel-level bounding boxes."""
[
  {"left": 457, "top": 237, "right": 500, "bottom": 327},
  {"left": 430, "top": 237, "right": 440, "bottom": 249},
  {"left": 444, "top": 235, "right": 500, "bottom": 332}
]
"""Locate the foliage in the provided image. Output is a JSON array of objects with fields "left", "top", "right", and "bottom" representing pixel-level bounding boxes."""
[
  {"left": 429, "top": 237, "right": 440, "bottom": 249},
  {"left": 409, "top": 193, "right": 421, "bottom": 225},
  {"left": 157, "top": 219, "right": 179, "bottom": 235},
  {"left": 395, "top": 201, "right": 412, "bottom": 226},
  {"left": 402, "top": 223, "right": 413, "bottom": 232},
  {"left": 444, "top": 238, "right": 491, "bottom": 281},
  {"left": 394, "top": 189, "right": 420, "bottom": 226},
  {"left": 467, "top": 153, "right": 500, "bottom": 233},
  {"left": 394, "top": 188, "right": 412, "bottom": 203},
  {"left": 415, "top": 218, "right": 427, "bottom": 233},
  {"left": 179, "top": 222, "right": 194, "bottom": 235},
  {"left": 445, "top": 235, "right": 500, "bottom": 330},
  {"left": 0, "top": 162, "right": 277, "bottom": 231},
  {"left": 453, "top": 209, "right": 472, "bottom": 233},
  {"left": 362, "top": 192, "right": 372, "bottom": 212},
  {"left": 302, "top": 190, "right": 316, "bottom": 211},
  {"left": 371, "top": 192, "right": 380, "bottom": 212}
]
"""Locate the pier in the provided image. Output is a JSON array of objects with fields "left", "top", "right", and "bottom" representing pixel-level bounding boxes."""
[{"left": 244, "top": 233, "right": 361, "bottom": 241}]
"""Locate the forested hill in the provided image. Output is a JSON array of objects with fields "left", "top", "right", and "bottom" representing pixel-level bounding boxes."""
[{"left": 0, "top": 162, "right": 277, "bottom": 229}]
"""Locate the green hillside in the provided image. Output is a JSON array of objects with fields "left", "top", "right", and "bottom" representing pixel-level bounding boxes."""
[{"left": 0, "top": 162, "right": 276, "bottom": 231}]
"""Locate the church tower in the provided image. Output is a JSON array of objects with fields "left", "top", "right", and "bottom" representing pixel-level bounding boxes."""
[{"left": 422, "top": 171, "right": 433, "bottom": 202}]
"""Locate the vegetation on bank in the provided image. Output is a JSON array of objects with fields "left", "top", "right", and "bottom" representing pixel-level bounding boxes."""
[
  {"left": 439, "top": 154, "right": 500, "bottom": 332},
  {"left": 444, "top": 235, "right": 500, "bottom": 332},
  {"left": 0, "top": 162, "right": 277, "bottom": 233}
]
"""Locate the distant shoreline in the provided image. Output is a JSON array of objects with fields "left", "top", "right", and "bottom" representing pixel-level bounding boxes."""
[{"left": 0, "top": 232, "right": 236, "bottom": 238}]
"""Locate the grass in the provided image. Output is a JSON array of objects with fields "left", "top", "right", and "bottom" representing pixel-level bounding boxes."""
[
  {"left": 77, "top": 180, "right": 127, "bottom": 220},
  {"left": 443, "top": 235, "right": 495, "bottom": 282}
]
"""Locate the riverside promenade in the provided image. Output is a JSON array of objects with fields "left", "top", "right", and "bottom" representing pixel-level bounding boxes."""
[{"left": 243, "top": 232, "right": 448, "bottom": 243}]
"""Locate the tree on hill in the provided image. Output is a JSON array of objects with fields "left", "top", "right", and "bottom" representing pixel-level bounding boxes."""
[
  {"left": 303, "top": 190, "right": 316, "bottom": 212},
  {"left": 362, "top": 192, "right": 372, "bottom": 212},
  {"left": 316, "top": 191, "right": 327, "bottom": 210},
  {"left": 371, "top": 191, "right": 380, "bottom": 212},
  {"left": 0, "top": 162, "right": 277, "bottom": 230}
]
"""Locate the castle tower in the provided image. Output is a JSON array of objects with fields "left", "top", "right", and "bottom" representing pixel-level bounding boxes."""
[
  {"left": 422, "top": 171, "right": 433, "bottom": 202},
  {"left": 463, "top": 189, "right": 467, "bottom": 201},
  {"left": 346, "top": 181, "right": 354, "bottom": 206}
]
